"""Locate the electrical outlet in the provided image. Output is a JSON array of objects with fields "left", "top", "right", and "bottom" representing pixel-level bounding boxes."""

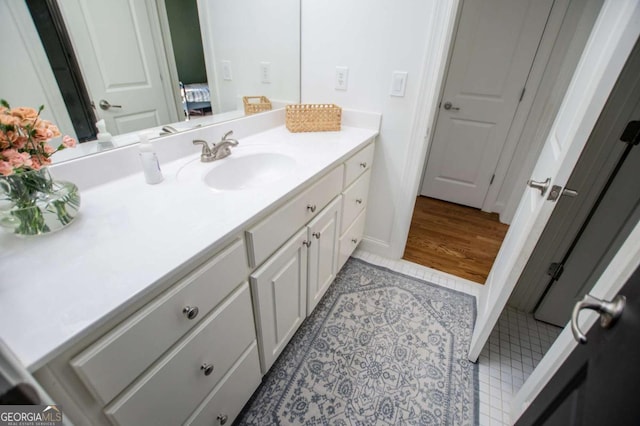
[
  {"left": 335, "top": 66, "right": 349, "bottom": 91},
  {"left": 222, "top": 61, "right": 232, "bottom": 81},
  {"left": 260, "top": 62, "right": 271, "bottom": 84}
]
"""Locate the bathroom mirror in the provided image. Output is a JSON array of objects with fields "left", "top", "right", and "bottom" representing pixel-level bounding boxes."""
[{"left": 0, "top": 0, "right": 300, "bottom": 162}]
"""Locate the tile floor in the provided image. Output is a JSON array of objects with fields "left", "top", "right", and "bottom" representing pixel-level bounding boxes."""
[{"left": 352, "top": 249, "right": 563, "bottom": 426}]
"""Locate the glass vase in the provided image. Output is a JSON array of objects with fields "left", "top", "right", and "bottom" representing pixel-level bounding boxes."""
[{"left": 0, "top": 168, "right": 81, "bottom": 236}]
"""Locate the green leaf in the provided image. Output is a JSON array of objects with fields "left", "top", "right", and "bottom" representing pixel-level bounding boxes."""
[{"left": 0, "top": 99, "right": 10, "bottom": 109}]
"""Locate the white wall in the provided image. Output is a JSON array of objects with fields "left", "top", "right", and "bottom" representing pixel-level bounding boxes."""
[
  {"left": 199, "top": 0, "right": 300, "bottom": 113},
  {"left": 0, "top": 1, "right": 76, "bottom": 141},
  {"left": 301, "top": 0, "right": 439, "bottom": 254}
]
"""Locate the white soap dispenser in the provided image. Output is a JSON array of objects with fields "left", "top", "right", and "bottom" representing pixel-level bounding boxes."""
[
  {"left": 138, "top": 133, "right": 163, "bottom": 184},
  {"left": 95, "top": 119, "right": 115, "bottom": 151}
]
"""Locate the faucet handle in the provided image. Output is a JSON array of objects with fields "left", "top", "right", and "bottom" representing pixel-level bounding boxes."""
[
  {"left": 221, "top": 130, "right": 239, "bottom": 146},
  {"left": 193, "top": 139, "right": 214, "bottom": 162}
]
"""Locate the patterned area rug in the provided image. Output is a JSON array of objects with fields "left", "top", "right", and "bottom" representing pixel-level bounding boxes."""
[{"left": 238, "top": 258, "right": 478, "bottom": 425}]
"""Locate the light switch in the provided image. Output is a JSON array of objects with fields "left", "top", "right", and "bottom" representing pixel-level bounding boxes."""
[
  {"left": 260, "top": 62, "right": 271, "bottom": 84},
  {"left": 222, "top": 61, "right": 232, "bottom": 81},
  {"left": 390, "top": 71, "right": 408, "bottom": 97},
  {"left": 335, "top": 66, "right": 349, "bottom": 91}
]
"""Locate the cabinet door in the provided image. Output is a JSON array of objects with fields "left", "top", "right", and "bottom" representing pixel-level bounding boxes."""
[
  {"left": 250, "top": 228, "right": 308, "bottom": 373},
  {"left": 307, "top": 197, "right": 341, "bottom": 314}
]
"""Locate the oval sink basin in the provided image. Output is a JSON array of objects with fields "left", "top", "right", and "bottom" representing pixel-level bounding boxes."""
[{"left": 203, "top": 153, "right": 296, "bottom": 191}]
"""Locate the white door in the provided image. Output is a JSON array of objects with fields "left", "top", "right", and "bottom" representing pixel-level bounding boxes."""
[
  {"left": 307, "top": 197, "right": 341, "bottom": 315},
  {"left": 250, "top": 228, "right": 308, "bottom": 373},
  {"left": 57, "top": 0, "right": 178, "bottom": 135},
  {"left": 421, "top": 0, "right": 554, "bottom": 208},
  {"left": 468, "top": 1, "right": 640, "bottom": 361}
]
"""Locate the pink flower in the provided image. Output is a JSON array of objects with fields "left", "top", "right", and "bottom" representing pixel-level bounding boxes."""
[
  {"left": 62, "top": 135, "right": 76, "bottom": 148},
  {"left": 0, "top": 160, "right": 13, "bottom": 176},
  {"left": 43, "top": 144, "right": 56, "bottom": 155}
]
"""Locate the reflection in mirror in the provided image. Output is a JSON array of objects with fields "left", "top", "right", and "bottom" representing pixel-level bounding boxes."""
[{"left": 0, "top": 0, "right": 300, "bottom": 162}]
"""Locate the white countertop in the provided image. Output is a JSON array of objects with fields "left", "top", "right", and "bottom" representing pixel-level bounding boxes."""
[{"left": 0, "top": 117, "right": 378, "bottom": 371}]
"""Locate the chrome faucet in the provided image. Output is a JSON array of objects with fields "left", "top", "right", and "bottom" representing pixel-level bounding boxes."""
[{"left": 192, "top": 130, "right": 239, "bottom": 162}]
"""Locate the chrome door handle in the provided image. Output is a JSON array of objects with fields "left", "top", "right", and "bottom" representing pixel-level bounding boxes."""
[
  {"left": 312, "top": 232, "right": 321, "bottom": 239},
  {"left": 443, "top": 102, "right": 460, "bottom": 111},
  {"left": 527, "top": 177, "right": 551, "bottom": 196},
  {"left": 99, "top": 99, "right": 122, "bottom": 110},
  {"left": 562, "top": 188, "right": 578, "bottom": 197},
  {"left": 182, "top": 306, "right": 199, "bottom": 320},
  {"left": 303, "top": 240, "right": 312, "bottom": 247},
  {"left": 306, "top": 204, "right": 317, "bottom": 213},
  {"left": 570, "top": 294, "right": 625, "bottom": 344}
]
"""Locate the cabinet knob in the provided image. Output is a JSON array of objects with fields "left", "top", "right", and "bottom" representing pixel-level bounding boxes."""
[
  {"left": 306, "top": 204, "right": 317, "bottom": 213},
  {"left": 351, "top": 238, "right": 358, "bottom": 244},
  {"left": 182, "top": 306, "right": 199, "bottom": 320},
  {"left": 303, "top": 240, "right": 312, "bottom": 247},
  {"left": 217, "top": 414, "right": 229, "bottom": 425},
  {"left": 312, "top": 232, "right": 321, "bottom": 239},
  {"left": 355, "top": 198, "right": 363, "bottom": 204},
  {"left": 360, "top": 162, "right": 367, "bottom": 168},
  {"left": 201, "top": 363, "right": 214, "bottom": 376}
]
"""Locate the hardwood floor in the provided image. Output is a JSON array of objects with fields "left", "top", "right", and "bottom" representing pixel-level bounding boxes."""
[{"left": 403, "top": 197, "right": 509, "bottom": 283}]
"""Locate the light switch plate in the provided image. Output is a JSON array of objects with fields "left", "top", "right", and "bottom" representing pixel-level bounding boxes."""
[
  {"left": 390, "top": 71, "right": 408, "bottom": 97},
  {"left": 222, "top": 61, "right": 232, "bottom": 81},
  {"left": 335, "top": 66, "right": 349, "bottom": 91},
  {"left": 260, "top": 62, "right": 271, "bottom": 84}
]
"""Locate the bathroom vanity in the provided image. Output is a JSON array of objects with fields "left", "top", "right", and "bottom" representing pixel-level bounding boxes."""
[{"left": 0, "top": 109, "right": 378, "bottom": 425}]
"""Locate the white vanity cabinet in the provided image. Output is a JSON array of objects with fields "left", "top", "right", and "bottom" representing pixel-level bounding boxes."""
[
  {"left": 250, "top": 228, "right": 309, "bottom": 373},
  {"left": 33, "top": 137, "right": 376, "bottom": 426},
  {"left": 35, "top": 237, "right": 261, "bottom": 426},
  {"left": 306, "top": 196, "right": 342, "bottom": 313}
]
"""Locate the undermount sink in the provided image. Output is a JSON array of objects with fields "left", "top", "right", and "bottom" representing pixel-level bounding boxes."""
[{"left": 200, "top": 153, "right": 296, "bottom": 191}]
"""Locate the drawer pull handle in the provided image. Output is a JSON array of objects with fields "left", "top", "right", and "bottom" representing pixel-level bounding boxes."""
[
  {"left": 201, "top": 363, "right": 214, "bottom": 376},
  {"left": 355, "top": 198, "right": 363, "bottom": 204},
  {"left": 217, "top": 414, "right": 229, "bottom": 425},
  {"left": 182, "top": 306, "right": 199, "bottom": 320},
  {"left": 306, "top": 204, "right": 317, "bottom": 213},
  {"left": 351, "top": 238, "right": 358, "bottom": 244},
  {"left": 312, "top": 232, "right": 321, "bottom": 239},
  {"left": 360, "top": 162, "right": 367, "bottom": 168},
  {"left": 303, "top": 240, "right": 312, "bottom": 248}
]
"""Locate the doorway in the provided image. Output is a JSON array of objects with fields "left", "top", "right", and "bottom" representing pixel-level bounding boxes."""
[{"left": 406, "top": 0, "right": 602, "bottom": 281}]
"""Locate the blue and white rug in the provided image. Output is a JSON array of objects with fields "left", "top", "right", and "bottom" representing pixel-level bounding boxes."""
[{"left": 238, "top": 258, "right": 478, "bottom": 425}]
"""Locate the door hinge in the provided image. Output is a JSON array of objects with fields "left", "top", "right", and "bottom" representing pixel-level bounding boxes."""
[
  {"left": 489, "top": 174, "right": 495, "bottom": 185},
  {"left": 547, "top": 262, "right": 565, "bottom": 281},
  {"left": 620, "top": 121, "right": 640, "bottom": 145},
  {"left": 518, "top": 87, "right": 526, "bottom": 102}
]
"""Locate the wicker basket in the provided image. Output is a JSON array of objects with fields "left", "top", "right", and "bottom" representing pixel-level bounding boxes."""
[
  {"left": 243, "top": 96, "right": 272, "bottom": 115},
  {"left": 285, "top": 104, "right": 342, "bottom": 133}
]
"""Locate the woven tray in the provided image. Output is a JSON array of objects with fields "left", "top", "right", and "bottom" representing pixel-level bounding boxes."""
[
  {"left": 243, "top": 96, "right": 272, "bottom": 115},
  {"left": 286, "top": 104, "right": 342, "bottom": 133}
]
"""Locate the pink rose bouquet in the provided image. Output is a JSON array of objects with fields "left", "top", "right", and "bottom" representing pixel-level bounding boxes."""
[
  {"left": 0, "top": 100, "right": 80, "bottom": 236},
  {"left": 0, "top": 100, "right": 77, "bottom": 176}
]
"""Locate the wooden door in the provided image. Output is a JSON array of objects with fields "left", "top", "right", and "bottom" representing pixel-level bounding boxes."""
[
  {"left": 516, "top": 266, "right": 640, "bottom": 425},
  {"left": 467, "top": 2, "right": 640, "bottom": 361},
  {"left": 307, "top": 197, "right": 341, "bottom": 315},
  {"left": 250, "top": 228, "right": 308, "bottom": 373},
  {"left": 421, "top": 0, "right": 554, "bottom": 208},
  {"left": 57, "top": 0, "right": 178, "bottom": 135}
]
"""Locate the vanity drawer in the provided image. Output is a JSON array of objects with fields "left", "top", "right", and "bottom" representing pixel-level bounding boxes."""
[
  {"left": 341, "top": 170, "right": 371, "bottom": 234},
  {"left": 104, "top": 283, "right": 255, "bottom": 426},
  {"left": 71, "top": 237, "right": 249, "bottom": 405},
  {"left": 246, "top": 165, "right": 344, "bottom": 267},
  {"left": 185, "top": 342, "right": 261, "bottom": 426},
  {"left": 338, "top": 209, "right": 367, "bottom": 270},
  {"left": 344, "top": 142, "right": 374, "bottom": 188}
]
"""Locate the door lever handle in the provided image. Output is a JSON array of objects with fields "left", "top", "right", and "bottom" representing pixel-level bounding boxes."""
[
  {"left": 99, "top": 99, "right": 122, "bottom": 110},
  {"left": 570, "top": 294, "right": 625, "bottom": 344},
  {"left": 443, "top": 102, "right": 460, "bottom": 111},
  {"left": 527, "top": 178, "right": 551, "bottom": 196}
]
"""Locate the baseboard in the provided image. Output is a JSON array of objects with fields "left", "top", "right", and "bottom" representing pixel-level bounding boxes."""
[{"left": 358, "top": 236, "right": 393, "bottom": 258}]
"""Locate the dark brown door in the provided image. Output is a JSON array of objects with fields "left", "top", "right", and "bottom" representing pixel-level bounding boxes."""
[{"left": 516, "top": 265, "right": 640, "bottom": 425}]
